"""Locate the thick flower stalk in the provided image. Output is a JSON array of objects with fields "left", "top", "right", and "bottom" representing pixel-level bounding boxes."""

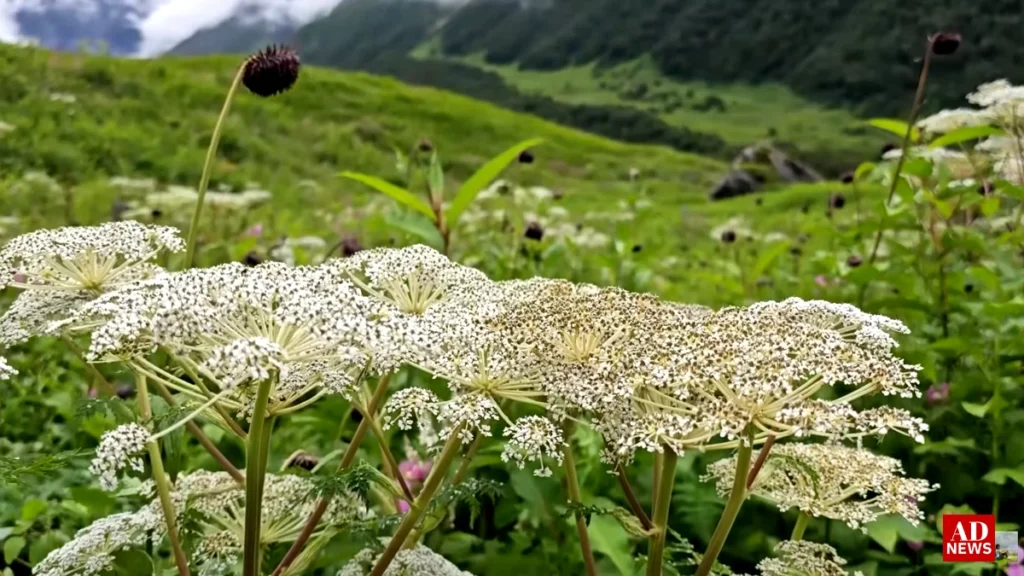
[{"left": 703, "top": 443, "right": 938, "bottom": 529}]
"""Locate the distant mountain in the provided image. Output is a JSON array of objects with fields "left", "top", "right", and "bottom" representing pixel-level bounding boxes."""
[
  {"left": 12, "top": 0, "right": 153, "bottom": 55},
  {"left": 167, "top": 17, "right": 295, "bottom": 57}
]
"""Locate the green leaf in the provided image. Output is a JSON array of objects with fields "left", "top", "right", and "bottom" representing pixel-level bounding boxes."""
[
  {"left": 928, "top": 125, "right": 1004, "bottom": 149},
  {"left": 428, "top": 152, "right": 445, "bottom": 201},
  {"left": 980, "top": 195, "right": 1000, "bottom": 217},
  {"left": 587, "top": 514, "right": 635, "bottom": 576},
  {"left": 982, "top": 467, "right": 1024, "bottom": 487},
  {"left": 865, "top": 517, "right": 900, "bottom": 554},
  {"left": 340, "top": 172, "right": 436, "bottom": 221},
  {"left": 854, "top": 161, "right": 877, "bottom": 182},
  {"left": 446, "top": 138, "right": 543, "bottom": 226},
  {"left": 749, "top": 241, "right": 789, "bottom": 283},
  {"left": 936, "top": 504, "right": 976, "bottom": 536},
  {"left": 3, "top": 536, "right": 24, "bottom": 564},
  {"left": 112, "top": 549, "right": 153, "bottom": 576},
  {"left": 913, "top": 436, "right": 979, "bottom": 456},
  {"left": 20, "top": 499, "right": 46, "bottom": 523},
  {"left": 384, "top": 212, "right": 444, "bottom": 248},
  {"left": 868, "top": 119, "right": 920, "bottom": 143}
]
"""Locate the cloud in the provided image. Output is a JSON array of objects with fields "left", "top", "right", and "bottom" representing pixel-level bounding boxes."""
[{"left": 136, "top": 0, "right": 340, "bottom": 56}]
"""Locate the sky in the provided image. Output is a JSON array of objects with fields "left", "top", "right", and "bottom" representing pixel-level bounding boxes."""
[{"left": 0, "top": 0, "right": 343, "bottom": 56}]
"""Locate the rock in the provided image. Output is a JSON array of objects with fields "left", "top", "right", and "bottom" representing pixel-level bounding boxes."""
[{"left": 709, "top": 141, "right": 823, "bottom": 201}]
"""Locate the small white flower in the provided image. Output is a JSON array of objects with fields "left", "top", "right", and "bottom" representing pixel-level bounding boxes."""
[
  {"left": 0, "top": 355, "right": 15, "bottom": 380},
  {"left": 501, "top": 416, "right": 566, "bottom": 477},
  {"left": 754, "top": 540, "right": 853, "bottom": 576},
  {"left": 339, "top": 541, "right": 474, "bottom": 576},
  {"left": 34, "top": 510, "right": 162, "bottom": 576},
  {"left": 90, "top": 423, "right": 150, "bottom": 491}
]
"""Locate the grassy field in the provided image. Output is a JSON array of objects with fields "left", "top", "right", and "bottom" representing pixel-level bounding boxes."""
[{"left": 411, "top": 47, "right": 888, "bottom": 168}]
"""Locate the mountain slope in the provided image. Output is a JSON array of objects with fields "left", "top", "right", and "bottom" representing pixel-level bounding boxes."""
[{"left": 167, "top": 18, "right": 295, "bottom": 57}]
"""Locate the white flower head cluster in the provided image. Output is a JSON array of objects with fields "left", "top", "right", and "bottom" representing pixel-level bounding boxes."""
[
  {"left": 501, "top": 416, "right": 566, "bottom": 477},
  {"left": 89, "top": 423, "right": 150, "bottom": 491},
  {"left": 34, "top": 510, "right": 163, "bottom": 576},
  {"left": 703, "top": 443, "right": 937, "bottom": 529},
  {"left": 0, "top": 221, "right": 182, "bottom": 292},
  {"left": 0, "top": 355, "right": 15, "bottom": 380},
  {"left": 203, "top": 337, "right": 286, "bottom": 389},
  {"left": 743, "top": 541, "right": 863, "bottom": 576},
  {"left": 339, "top": 541, "right": 475, "bottom": 576}
]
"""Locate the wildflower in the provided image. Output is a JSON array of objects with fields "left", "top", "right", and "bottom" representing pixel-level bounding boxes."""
[
  {"left": 629, "top": 167, "right": 640, "bottom": 181},
  {"left": 925, "top": 382, "right": 950, "bottom": 406},
  {"left": 829, "top": 193, "right": 846, "bottom": 209},
  {"left": 524, "top": 221, "right": 544, "bottom": 241},
  {"left": 417, "top": 138, "right": 434, "bottom": 153},
  {"left": 243, "top": 223, "right": 264, "bottom": 238},
  {"left": 847, "top": 255, "right": 863, "bottom": 268},
  {"left": 704, "top": 444, "right": 937, "bottom": 529},
  {"left": 841, "top": 172, "right": 854, "bottom": 184},
  {"left": 34, "top": 510, "right": 163, "bottom": 576},
  {"left": 979, "top": 182, "right": 995, "bottom": 196},
  {"left": 501, "top": 416, "right": 566, "bottom": 477},
  {"left": 880, "top": 142, "right": 898, "bottom": 157},
  {"left": 518, "top": 150, "right": 535, "bottom": 164},
  {"left": 339, "top": 541, "right": 474, "bottom": 576},
  {"left": 242, "top": 251, "right": 264, "bottom": 266},
  {"left": 90, "top": 423, "right": 150, "bottom": 491},
  {"left": 917, "top": 108, "right": 991, "bottom": 134},
  {"left": 0, "top": 355, "right": 16, "bottom": 380},
  {"left": 814, "top": 275, "right": 828, "bottom": 287},
  {"left": 0, "top": 221, "right": 182, "bottom": 293},
  {"left": 721, "top": 230, "right": 736, "bottom": 243},
  {"left": 283, "top": 450, "right": 320, "bottom": 471},
  {"left": 398, "top": 456, "right": 432, "bottom": 485},
  {"left": 342, "top": 235, "right": 364, "bottom": 257},
  {"left": 907, "top": 541, "right": 924, "bottom": 552},
  {"left": 750, "top": 541, "right": 860, "bottom": 576},
  {"left": 632, "top": 244, "right": 642, "bottom": 253},
  {"left": 243, "top": 45, "right": 300, "bottom": 97},
  {"left": 964, "top": 283, "right": 974, "bottom": 294},
  {"left": 929, "top": 32, "right": 962, "bottom": 56},
  {"left": 115, "top": 383, "right": 135, "bottom": 399}
]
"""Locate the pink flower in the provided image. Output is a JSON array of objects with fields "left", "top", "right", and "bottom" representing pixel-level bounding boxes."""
[
  {"left": 243, "top": 223, "right": 263, "bottom": 239},
  {"left": 926, "top": 382, "right": 950, "bottom": 406},
  {"left": 88, "top": 387, "right": 99, "bottom": 399},
  {"left": 397, "top": 500, "right": 411, "bottom": 514},
  {"left": 1006, "top": 547, "right": 1023, "bottom": 576},
  {"left": 814, "top": 275, "right": 828, "bottom": 287},
  {"left": 399, "top": 459, "right": 432, "bottom": 484},
  {"left": 907, "top": 540, "right": 924, "bottom": 552}
]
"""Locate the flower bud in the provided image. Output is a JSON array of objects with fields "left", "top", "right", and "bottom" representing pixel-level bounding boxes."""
[
  {"left": 847, "top": 255, "right": 863, "bottom": 268},
  {"left": 243, "top": 45, "right": 300, "bottom": 98},
  {"left": 929, "top": 32, "right": 962, "bottom": 56}
]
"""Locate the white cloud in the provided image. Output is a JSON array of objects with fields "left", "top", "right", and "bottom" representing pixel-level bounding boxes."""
[{"left": 136, "top": 0, "right": 341, "bottom": 56}]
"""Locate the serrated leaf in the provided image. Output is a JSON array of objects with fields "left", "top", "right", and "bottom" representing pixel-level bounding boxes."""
[
  {"left": 446, "top": 138, "right": 543, "bottom": 226},
  {"left": 982, "top": 467, "right": 1024, "bottom": 487},
  {"left": 3, "top": 536, "right": 24, "bottom": 564},
  {"left": 341, "top": 172, "right": 436, "bottom": 221},
  {"left": 928, "top": 125, "right": 1004, "bottom": 149},
  {"left": 868, "top": 119, "right": 920, "bottom": 143}
]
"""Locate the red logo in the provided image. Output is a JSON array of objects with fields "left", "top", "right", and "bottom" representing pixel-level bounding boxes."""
[{"left": 943, "top": 514, "right": 995, "bottom": 562}]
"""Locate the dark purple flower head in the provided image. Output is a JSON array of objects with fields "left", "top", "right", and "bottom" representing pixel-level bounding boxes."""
[
  {"left": 243, "top": 45, "right": 300, "bottom": 97},
  {"left": 518, "top": 149, "right": 535, "bottom": 164},
  {"left": 847, "top": 255, "right": 863, "bottom": 268},
  {"left": 926, "top": 382, "right": 950, "bottom": 406},
  {"left": 721, "top": 230, "right": 736, "bottom": 244},
  {"left": 841, "top": 172, "right": 855, "bottom": 184},
  {"left": 929, "top": 32, "right": 962, "bottom": 56},
  {"left": 524, "top": 221, "right": 544, "bottom": 241}
]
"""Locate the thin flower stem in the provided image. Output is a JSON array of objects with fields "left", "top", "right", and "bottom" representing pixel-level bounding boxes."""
[
  {"left": 368, "top": 425, "right": 466, "bottom": 576},
  {"left": 646, "top": 448, "right": 678, "bottom": 576},
  {"left": 170, "top": 356, "right": 248, "bottom": 439},
  {"left": 791, "top": 512, "right": 810, "bottom": 541},
  {"left": 136, "top": 374, "right": 191, "bottom": 576},
  {"left": 696, "top": 438, "right": 754, "bottom": 576},
  {"left": 366, "top": 411, "right": 415, "bottom": 502},
  {"left": 563, "top": 424, "right": 598, "bottom": 576},
  {"left": 63, "top": 336, "right": 116, "bottom": 396},
  {"left": 183, "top": 65, "right": 246, "bottom": 269},
  {"left": 149, "top": 379, "right": 245, "bottom": 484},
  {"left": 452, "top": 434, "right": 484, "bottom": 485},
  {"left": 149, "top": 389, "right": 234, "bottom": 442},
  {"left": 271, "top": 374, "right": 390, "bottom": 576},
  {"left": 746, "top": 434, "right": 776, "bottom": 489},
  {"left": 243, "top": 376, "right": 275, "bottom": 576},
  {"left": 615, "top": 464, "right": 653, "bottom": 531}
]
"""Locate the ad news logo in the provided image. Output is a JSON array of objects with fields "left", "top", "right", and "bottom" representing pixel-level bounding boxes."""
[{"left": 943, "top": 514, "right": 995, "bottom": 562}]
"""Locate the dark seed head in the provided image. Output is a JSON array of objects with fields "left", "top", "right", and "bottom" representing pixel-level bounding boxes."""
[
  {"left": 847, "top": 255, "right": 863, "bottom": 268},
  {"left": 115, "top": 383, "right": 135, "bottom": 399},
  {"left": 631, "top": 244, "right": 642, "bottom": 253},
  {"left": 417, "top": 138, "right": 434, "bottom": 153},
  {"left": 964, "top": 283, "right": 974, "bottom": 293},
  {"left": 151, "top": 209, "right": 163, "bottom": 219},
  {"left": 243, "top": 45, "right": 300, "bottom": 98},
  {"left": 789, "top": 246, "right": 802, "bottom": 256},
  {"left": 721, "top": 230, "right": 736, "bottom": 244},
  {"left": 284, "top": 451, "right": 319, "bottom": 472},
  {"left": 830, "top": 193, "right": 846, "bottom": 209},
  {"left": 242, "top": 251, "right": 264, "bottom": 267},
  {"left": 929, "top": 32, "right": 962, "bottom": 56},
  {"left": 518, "top": 150, "right": 535, "bottom": 164},
  {"left": 841, "top": 172, "right": 855, "bottom": 184},
  {"left": 524, "top": 221, "right": 544, "bottom": 241},
  {"left": 978, "top": 181, "right": 994, "bottom": 196},
  {"left": 341, "top": 235, "right": 363, "bottom": 257}
]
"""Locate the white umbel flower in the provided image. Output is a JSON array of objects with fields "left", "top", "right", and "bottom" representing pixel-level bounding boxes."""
[
  {"left": 703, "top": 443, "right": 938, "bottom": 529},
  {"left": 89, "top": 423, "right": 150, "bottom": 491},
  {"left": 0, "top": 355, "right": 15, "bottom": 379},
  {"left": 339, "top": 541, "right": 474, "bottom": 576},
  {"left": 752, "top": 541, "right": 863, "bottom": 576},
  {"left": 33, "top": 510, "right": 163, "bottom": 576},
  {"left": 501, "top": 416, "right": 566, "bottom": 477}
]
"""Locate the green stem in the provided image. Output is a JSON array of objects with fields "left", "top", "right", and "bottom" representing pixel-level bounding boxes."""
[
  {"left": 646, "top": 448, "right": 678, "bottom": 576},
  {"left": 243, "top": 376, "right": 275, "bottom": 576},
  {"left": 137, "top": 375, "right": 191, "bottom": 576},
  {"left": 369, "top": 426, "right": 466, "bottom": 576},
  {"left": 616, "top": 464, "right": 652, "bottom": 531},
  {"left": 366, "top": 410, "right": 415, "bottom": 502},
  {"left": 563, "top": 425, "right": 598, "bottom": 576},
  {"left": 696, "top": 439, "right": 754, "bottom": 576},
  {"left": 791, "top": 512, "right": 810, "bottom": 541},
  {"left": 183, "top": 65, "right": 246, "bottom": 269}
]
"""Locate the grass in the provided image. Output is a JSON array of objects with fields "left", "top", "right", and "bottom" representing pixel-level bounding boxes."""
[{"left": 411, "top": 48, "right": 888, "bottom": 166}]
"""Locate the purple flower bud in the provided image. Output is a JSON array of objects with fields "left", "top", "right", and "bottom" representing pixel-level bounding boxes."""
[
  {"left": 926, "top": 382, "right": 950, "bottom": 406},
  {"left": 397, "top": 499, "right": 411, "bottom": 514},
  {"left": 814, "top": 275, "right": 828, "bottom": 287},
  {"left": 243, "top": 223, "right": 263, "bottom": 239},
  {"left": 907, "top": 540, "right": 924, "bottom": 552}
]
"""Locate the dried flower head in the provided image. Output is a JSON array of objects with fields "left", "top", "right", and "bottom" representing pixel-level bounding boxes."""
[
  {"left": 929, "top": 32, "right": 962, "bottom": 56},
  {"left": 704, "top": 443, "right": 937, "bottom": 529},
  {"left": 90, "top": 423, "right": 150, "bottom": 491},
  {"left": 0, "top": 221, "right": 182, "bottom": 293},
  {"left": 501, "top": 416, "right": 566, "bottom": 477},
  {"left": 243, "top": 45, "right": 300, "bottom": 97},
  {"left": 339, "top": 541, "right": 474, "bottom": 576}
]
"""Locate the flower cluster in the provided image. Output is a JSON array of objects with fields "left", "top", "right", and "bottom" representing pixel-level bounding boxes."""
[
  {"left": 740, "top": 541, "right": 863, "bottom": 576},
  {"left": 501, "top": 415, "right": 566, "bottom": 477},
  {"left": 0, "top": 355, "right": 15, "bottom": 379},
  {"left": 703, "top": 443, "right": 937, "bottom": 529},
  {"left": 89, "top": 423, "right": 150, "bottom": 491},
  {"left": 339, "top": 541, "right": 474, "bottom": 576},
  {"left": 34, "top": 510, "right": 164, "bottom": 576}
]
